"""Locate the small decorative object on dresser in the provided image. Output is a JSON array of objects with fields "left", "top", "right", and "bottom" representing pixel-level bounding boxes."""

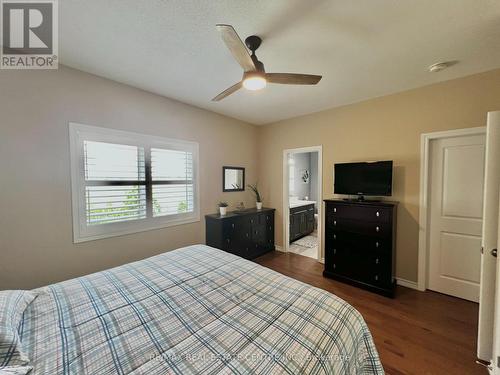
[
  {"left": 218, "top": 201, "right": 228, "bottom": 216},
  {"left": 247, "top": 183, "right": 263, "bottom": 210},
  {"left": 323, "top": 199, "right": 398, "bottom": 297},
  {"left": 206, "top": 208, "right": 275, "bottom": 259}
]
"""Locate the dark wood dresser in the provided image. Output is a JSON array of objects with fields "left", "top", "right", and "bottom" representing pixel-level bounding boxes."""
[
  {"left": 323, "top": 199, "right": 397, "bottom": 297},
  {"left": 205, "top": 208, "right": 275, "bottom": 259},
  {"left": 289, "top": 203, "right": 315, "bottom": 242}
]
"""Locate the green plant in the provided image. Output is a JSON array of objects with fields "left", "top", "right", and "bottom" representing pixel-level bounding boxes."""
[
  {"left": 178, "top": 201, "right": 188, "bottom": 212},
  {"left": 218, "top": 201, "right": 229, "bottom": 207},
  {"left": 247, "top": 183, "right": 262, "bottom": 202},
  {"left": 88, "top": 187, "right": 145, "bottom": 225}
]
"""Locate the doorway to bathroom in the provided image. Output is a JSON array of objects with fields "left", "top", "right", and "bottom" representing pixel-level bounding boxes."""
[{"left": 283, "top": 146, "right": 322, "bottom": 261}]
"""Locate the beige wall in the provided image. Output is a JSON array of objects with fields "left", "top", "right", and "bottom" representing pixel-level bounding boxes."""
[
  {"left": 2, "top": 66, "right": 500, "bottom": 289},
  {"left": 0, "top": 66, "right": 259, "bottom": 290},
  {"left": 258, "top": 68, "right": 500, "bottom": 282}
]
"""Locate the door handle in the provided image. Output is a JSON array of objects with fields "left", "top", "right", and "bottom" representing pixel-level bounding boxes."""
[{"left": 492, "top": 249, "right": 498, "bottom": 258}]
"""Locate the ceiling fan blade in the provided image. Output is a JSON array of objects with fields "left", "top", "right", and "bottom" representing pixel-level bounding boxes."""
[
  {"left": 212, "top": 81, "right": 243, "bottom": 101},
  {"left": 216, "top": 24, "right": 256, "bottom": 72},
  {"left": 266, "top": 73, "right": 322, "bottom": 85}
]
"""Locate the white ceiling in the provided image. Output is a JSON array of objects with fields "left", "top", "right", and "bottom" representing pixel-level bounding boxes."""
[{"left": 60, "top": 0, "right": 500, "bottom": 125}]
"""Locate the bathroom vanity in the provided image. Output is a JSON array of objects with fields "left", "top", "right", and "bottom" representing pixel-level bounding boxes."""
[{"left": 289, "top": 200, "right": 315, "bottom": 242}]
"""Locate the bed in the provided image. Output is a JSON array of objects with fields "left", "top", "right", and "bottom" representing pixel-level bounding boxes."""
[{"left": 1, "top": 245, "right": 383, "bottom": 374}]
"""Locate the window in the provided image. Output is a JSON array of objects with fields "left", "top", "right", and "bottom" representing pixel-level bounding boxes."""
[{"left": 69, "top": 123, "right": 199, "bottom": 242}]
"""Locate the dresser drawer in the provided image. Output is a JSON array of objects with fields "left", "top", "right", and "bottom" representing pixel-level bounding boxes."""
[
  {"left": 327, "top": 247, "right": 351, "bottom": 276},
  {"left": 327, "top": 231, "right": 391, "bottom": 252},
  {"left": 222, "top": 216, "right": 249, "bottom": 234},
  {"left": 327, "top": 247, "right": 392, "bottom": 285},
  {"left": 256, "top": 211, "right": 274, "bottom": 225},
  {"left": 327, "top": 204, "right": 392, "bottom": 223},
  {"left": 327, "top": 218, "right": 391, "bottom": 238}
]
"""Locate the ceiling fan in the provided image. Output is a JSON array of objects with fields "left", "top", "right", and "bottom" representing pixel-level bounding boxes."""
[{"left": 212, "top": 24, "right": 322, "bottom": 101}]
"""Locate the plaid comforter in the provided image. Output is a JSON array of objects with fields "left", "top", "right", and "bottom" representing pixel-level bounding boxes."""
[{"left": 20, "top": 245, "right": 383, "bottom": 374}]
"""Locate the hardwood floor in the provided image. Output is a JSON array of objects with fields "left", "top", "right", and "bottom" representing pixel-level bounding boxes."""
[{"left": 255, "top": 251, "right": 486, "bottom": 375}]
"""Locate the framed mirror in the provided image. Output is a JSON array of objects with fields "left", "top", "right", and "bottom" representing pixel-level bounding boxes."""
[{"left": 223, "top": 166, "right": 245, "bottom": 192}]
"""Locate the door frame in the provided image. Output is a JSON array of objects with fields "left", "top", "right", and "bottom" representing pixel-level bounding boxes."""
[
  {"left": 417, "top": 127, "right": 486, "bottom": 291},
  {"left": 282, "top": 146, "right": 323, "bottom": 262}
]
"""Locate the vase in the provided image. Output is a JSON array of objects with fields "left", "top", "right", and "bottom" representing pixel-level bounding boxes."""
[
  {"left": 219, "top": 207, "right": 227, "bottom": 216},
  {"left": 256, "top": 202, "right": 263, "bottom": 210}
]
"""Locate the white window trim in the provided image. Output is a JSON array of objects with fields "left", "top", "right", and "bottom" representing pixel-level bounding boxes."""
[{"left": 69, "top": 122, "right": 200, "bottom": 243}]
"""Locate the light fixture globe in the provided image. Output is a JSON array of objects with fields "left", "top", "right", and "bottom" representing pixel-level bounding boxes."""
[{"left": 242, "top": 71, "right": 267, "bottom": 91}]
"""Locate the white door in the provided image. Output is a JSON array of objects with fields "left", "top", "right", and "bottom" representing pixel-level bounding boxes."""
[
  {"left": 478, "top": 111, "right": 500, "bottom": 363},
  {"left": 493, "top": 201, "right": 500, "bottom": 374},
  {"left": 428, "top": 133, "right": 486, "bottom": 302}
]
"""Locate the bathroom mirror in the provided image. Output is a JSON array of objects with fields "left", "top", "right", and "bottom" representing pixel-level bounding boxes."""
[{"left": 223, "top": 166, "right": 245, "bottom": 192}]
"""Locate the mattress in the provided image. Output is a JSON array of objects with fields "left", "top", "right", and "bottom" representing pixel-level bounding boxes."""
[{"left": 18, "top": 244, "right": 383, "bottom": 374}]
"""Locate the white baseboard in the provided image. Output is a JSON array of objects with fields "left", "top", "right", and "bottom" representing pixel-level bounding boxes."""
[
  {"left": 396, "top": 277, "right": 419, "bottom": 290},
  {"left": 274, "top": 246, "right": 324, "bottom": 264},
  {"left": 272, "top": 251, "right": 415, "bottom": 288}
]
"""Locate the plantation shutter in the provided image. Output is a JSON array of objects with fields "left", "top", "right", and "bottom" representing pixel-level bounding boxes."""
[
  {"left": 84, "top": 141, "right": 147, "bottom": 225},
  {"left": 70, "top": 123, "right": 199, "bottom": 242},
  {"left": 151, "top": 148, "right": 194, "bottom": 217}
]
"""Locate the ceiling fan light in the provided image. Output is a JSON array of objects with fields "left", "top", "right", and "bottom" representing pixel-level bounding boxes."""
[{"left": 243, "top": 76, "right": 267, "bottom": 91}]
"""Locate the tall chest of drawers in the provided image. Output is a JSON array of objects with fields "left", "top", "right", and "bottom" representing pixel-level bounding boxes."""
[{"left": 323, "top": 199, "right": 397, "bottom": 297}]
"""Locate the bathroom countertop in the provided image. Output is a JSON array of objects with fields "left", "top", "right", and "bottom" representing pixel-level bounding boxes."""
[{"left": 289, "top": 200, "right": 316, "bottom": 209}]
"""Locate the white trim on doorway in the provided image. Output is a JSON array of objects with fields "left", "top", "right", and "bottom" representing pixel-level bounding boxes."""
[
  {"left": 417, "top": 127, "right": 486, "bottom": 291},
  {"left": 396, "top": 277, "right": 419, "bottom": 290},
  {"left": 283, "top": 146, "right": 323, "bottom": 262},
  {"left": 275, "top": 245, "right": 284, "bottom": 252}
]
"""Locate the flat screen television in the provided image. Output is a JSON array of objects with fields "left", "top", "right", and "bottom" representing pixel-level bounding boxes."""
[{"left": 334, "top": 161, "right": 393, "bottom": 198}]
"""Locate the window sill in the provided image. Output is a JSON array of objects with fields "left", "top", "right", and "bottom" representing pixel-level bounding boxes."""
[{"left": 73, "top": 214, "right": 200, "bottom": 243}]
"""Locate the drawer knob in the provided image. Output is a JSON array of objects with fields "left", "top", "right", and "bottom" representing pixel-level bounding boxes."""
[
  {"left": 375, "top": 226, "right": 380, "bottom": 232},
  {"left": 232, "top": 223, "right": 235, "bottom": 228},
  {"left": 333, "top": 208, "right": 337, "bottom": 213},
  {"left": 375, "top": 258, "right": 379, "bottom": 264},
  {"left": 375, "top": 275, "right": 379, "bottom": 281},
  {"left": 376, "top": 211, "right": 380, "bottom": 217},
  {"left": 333, "top": 249, "right": 336, "bottom": 254},
  {"left": 334, "top": 220, "right": 337, "bottom": 226},
  {"left": 375, "top": 241, "right": 379, "bottom": 248},
  {"left": 333, "top": 264, "right": 336, "bottom": 269},
  {"left": 333, "top": 234, "right": 337, "bottom": 239}
]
